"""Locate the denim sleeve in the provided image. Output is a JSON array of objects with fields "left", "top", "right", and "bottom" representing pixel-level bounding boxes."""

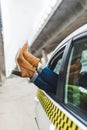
[
  {"left": 39, "top": 67, "right": 58, "bottom": 87},
  {"left": 34, "top": 75, "right": 56, "bottom": 94},
  {"left": 33, "top": 67, "right": 58, "bottom": 94}
]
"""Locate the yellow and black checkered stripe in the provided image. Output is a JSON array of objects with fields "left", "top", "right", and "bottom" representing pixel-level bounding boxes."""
[{"left": 37, "top": 89, "right": 81, "bottom": 130}]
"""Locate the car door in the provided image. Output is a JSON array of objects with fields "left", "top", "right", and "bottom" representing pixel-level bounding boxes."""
[
  {"left": 35, "top": 32, "right": 87, "bottom": 130},
  {"left": 63, "top": 34, "right": 87, "bottom": 130},
  {"left": 53, "top": 33, "right": 87, "bottom": 130}
]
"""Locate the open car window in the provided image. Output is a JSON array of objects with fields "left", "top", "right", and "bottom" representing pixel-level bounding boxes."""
[{"left": 47, "top": 47, "right": 65, "bottom": 95}]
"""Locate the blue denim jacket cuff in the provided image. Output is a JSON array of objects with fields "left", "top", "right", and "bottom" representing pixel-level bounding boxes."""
[
  {"left": 37, "top": 65, "right": 45, "bottom": 74},
  {"left": 30, "top": 72, "right": 38, "bottom": 82}
]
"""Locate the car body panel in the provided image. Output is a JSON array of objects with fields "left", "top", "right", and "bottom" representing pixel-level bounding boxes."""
[{"left": 34, "top": 24, "right": 87, "bottom": 130}]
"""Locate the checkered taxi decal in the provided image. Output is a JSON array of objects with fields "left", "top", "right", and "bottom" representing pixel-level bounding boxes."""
[{"left": 37, "top": 89, "right": 81, "bottom": 130}]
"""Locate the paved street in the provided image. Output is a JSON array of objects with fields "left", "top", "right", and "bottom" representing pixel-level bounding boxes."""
[{"left": 0, "top": 76, "right": 38, "bottom": 130}]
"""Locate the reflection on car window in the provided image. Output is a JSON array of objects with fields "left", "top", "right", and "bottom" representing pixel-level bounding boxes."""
[
  {"left": 53, "top": 59, "right": 62, "bottom": 74},
  {"left": 65, "top": 37, "right": 87, "bottom": 116},
  {"left": 49, "top": 49, "right": 64, "bottom": 75},
  {"left": 81, "top": 50, "right": 87, "bottom": 72}
]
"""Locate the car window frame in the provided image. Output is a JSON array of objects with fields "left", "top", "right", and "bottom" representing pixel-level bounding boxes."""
[
  {"left": 56, "top": 39, "right": 72, "bottom": 101},
  {"left": 47, "top": 39, "right": 72, "bottom": 99},
  {"left": 47, "top": 45, "right": 66, "bottom": 99}
]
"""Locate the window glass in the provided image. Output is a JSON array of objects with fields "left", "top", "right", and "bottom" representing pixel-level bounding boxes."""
[
  {"left": 48, "top": 47, "right": 65, "bottom": 73},
  {"left": 53, "top": 58, "right": 62, "bottom": 74},
  {"left": 65, "top": 37, "right": 87, "bottom": 115}
]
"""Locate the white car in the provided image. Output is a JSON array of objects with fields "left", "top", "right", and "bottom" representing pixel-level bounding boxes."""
[{"left": 34, "top": 24, "right": 87, "bottom": 130}]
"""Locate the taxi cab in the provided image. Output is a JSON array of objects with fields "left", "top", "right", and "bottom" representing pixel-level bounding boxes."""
[{"left": 34, "top": 24, "right": 87, "bottom": 130}]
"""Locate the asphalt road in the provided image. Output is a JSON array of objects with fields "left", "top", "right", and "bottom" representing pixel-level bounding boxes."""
[{"left": 0, "top": 76, "right": 38, "bottom": 130}]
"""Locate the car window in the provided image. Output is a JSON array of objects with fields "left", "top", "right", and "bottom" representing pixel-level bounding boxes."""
[
  {"left": 65, "top": 37, "right": 87, "bottom": 117},
  {"left": 49, "top": 48, "right": 65, "bottom": 75},
  {"left": 47, "top": 47, "right": 65, "bottom": 96}
]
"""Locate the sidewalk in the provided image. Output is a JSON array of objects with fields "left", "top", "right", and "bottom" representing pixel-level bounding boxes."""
[{"left": 0, "top": 76, "right": 38, "bottom": 130}]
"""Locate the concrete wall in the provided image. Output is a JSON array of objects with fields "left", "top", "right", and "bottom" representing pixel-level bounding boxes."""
[
  {"left": 0, "top": 5, "right": 5, "bottom": 84},
  {"left": 0, "top": 35, "right": 5, "bottom": 83}
]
